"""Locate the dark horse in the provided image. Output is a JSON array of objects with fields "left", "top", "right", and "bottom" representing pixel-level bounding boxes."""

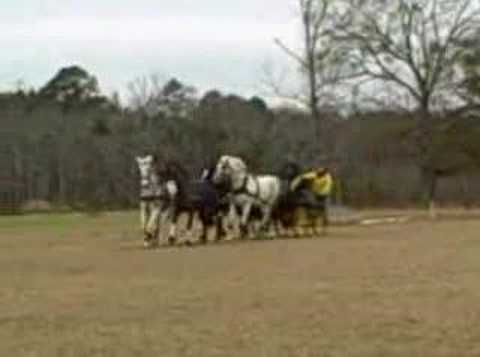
[
  {"left": 274, "top": 161, "right": 330, "bottom": 236},
  {"left": 272, "top": 161, "right": 303, "bottom": 232},
  {"left": 160, "top": 160, "right": 228, "bottom": 245}
]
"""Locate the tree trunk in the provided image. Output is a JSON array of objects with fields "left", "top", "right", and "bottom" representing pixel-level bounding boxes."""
[
  {"left": 58, "top": 156, "right": 66, "bottom": 204},
  {"left": 421, "top": 168, "right": 438, "bottom": 219},
  {"left": 415, "top": 101, "right": 439, "bottom": 218},
  {"left": 301, "top": 0, "right": 321, "bottom": 141}
]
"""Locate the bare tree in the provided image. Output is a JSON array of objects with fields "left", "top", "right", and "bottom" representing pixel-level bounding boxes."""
[
  {"left": 127, "top": 74, "right": 164, "bottom": 116},
  {"left": 277, "top": 0, "right": 324, "bottom": 123},
  {"left": 274, "top": 0, "right": 356, "bottom": 140},
  {"left": 335, "top": 0, "right": 480, "bottom": 116},
  {"left": 333, "top": 0, "right": 480, "bottom": 215}
]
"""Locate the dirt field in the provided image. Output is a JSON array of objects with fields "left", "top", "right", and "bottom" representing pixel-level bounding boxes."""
[{"left": 1, "top": 210, "right": 480, "bottom": 356}]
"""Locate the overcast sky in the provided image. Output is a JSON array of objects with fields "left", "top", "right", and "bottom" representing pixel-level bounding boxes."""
[{"left": 0, "top": 0, "right": 301, "bottom": 102}]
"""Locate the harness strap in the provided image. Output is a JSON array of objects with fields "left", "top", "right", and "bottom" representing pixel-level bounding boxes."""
[
  {"left": 233, "top": 174, "right": 249, "bottom": 195},
  {"left": 232, "top": 174, "right": 270, "bottom": 205},
  {"left": 140, "top": 196, "right": 158, "bottom": 202},
  {"left": 139, "top": 192, "right": 172, "bottom": 202},
  {"left": 139, "top": 181, "right": 175, "bottom": 202}
]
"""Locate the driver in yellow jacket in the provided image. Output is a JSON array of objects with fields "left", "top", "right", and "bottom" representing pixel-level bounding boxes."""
[{"left": 290, "top": 167, "right": 333, "bottom": 208}]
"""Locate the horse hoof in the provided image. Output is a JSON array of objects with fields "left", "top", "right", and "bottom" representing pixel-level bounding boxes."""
[
  {"left": 240, "top": 225, "right": 248, "bottom": 238},
  {"left": 143, "top": 241, "right": 158, "bottom": 249},
  {"left": 167, "top": 236, "right": 176, "bottom": 246}
]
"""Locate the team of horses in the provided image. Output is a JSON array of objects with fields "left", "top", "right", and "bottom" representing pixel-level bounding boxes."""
[{"left": 136, "top": 154, "right": 332, "bottom": 248}]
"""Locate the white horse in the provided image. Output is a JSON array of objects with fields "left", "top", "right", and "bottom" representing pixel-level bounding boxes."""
[
  {"left": 135, "top": 155, "right": 177, "bottom": 248},
  {"left": 211, "top": 155, "right": 282, "bottom": 237}
]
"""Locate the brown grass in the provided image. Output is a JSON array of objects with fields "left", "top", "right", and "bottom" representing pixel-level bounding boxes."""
[{"left": 1, "top": 210, "right": 480, "bottom": 356}]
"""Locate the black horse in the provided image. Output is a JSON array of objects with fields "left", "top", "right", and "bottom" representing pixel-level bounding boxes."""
[
  {"left": 159, "top": 160, "right": 228, "bottom": 245},
  {"left": 272, "top": 161, "right": 330, "bottom": 236},
  {"left": 271, "top": 161, "right": 304, "bottom": 231}
]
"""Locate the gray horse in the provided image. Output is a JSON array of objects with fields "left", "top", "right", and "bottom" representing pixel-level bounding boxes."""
[{"left": 135, "top": 155, "right": 175, "bottom": 248}]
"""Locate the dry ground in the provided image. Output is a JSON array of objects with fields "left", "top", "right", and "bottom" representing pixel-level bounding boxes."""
[{"left": 1, "top": 210, "right": 480, "bottom": 356}]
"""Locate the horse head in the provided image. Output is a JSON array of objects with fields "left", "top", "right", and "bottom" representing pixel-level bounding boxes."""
[
  {"left": 136, "top": 155, "right": 158, "bottom": 188},
  {"left": 135, "top": 154, "right": 161, "bottom": 198},
  {"left": 279, "top": 161, "right": 302, "bottom": 182},
  {"left": 214, "top": 155, "right": 250, "bottom": 193},
  {"left": 212, "top": 155, "right": 247, "bottom": 186}
]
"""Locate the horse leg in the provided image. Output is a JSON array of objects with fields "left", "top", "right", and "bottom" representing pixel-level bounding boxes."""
[
  {"left": 285, "top": 209, "right": 298, "bottom": 238},
  {"left": 140, "top": 201, "right": 151, "bottom": 248},
  {"left": 240, "top": 202, "right": 253, "bottom": 239},
  {"left": 303, "top": 208, "right": 313, "bottom": 237},
  {"left": 141, "top": 201, "right": 154, "bottom": 248},
  {"left": 294, "top": 207, "right": 305, "bottom": 237},
  {"left": 225, "top": 201, "right": 237, "bottom": 234},
  {"left": 274, "top": 205, "right": 291, "bottom": 238},
  {"left": 215, "top": 213, "right": 226, "bottom": 241},
  {"left": 311, "top": 210, "right": 319, "bottom": 236},
  {"left": 321, "top": 202, "right": 329, "bottom": 236},
  {"left": 273, "top": 217, "right": 284, "bottom": 238},
  {"left": 312, "top": 197, "right": 328, "bottom": 237},
  {"left": 200, "top": 221, "right": 208, "bottom": 244},
  {"left": 215, "top": 198, "right": 229, "bottom": 241},
  {"left": 276, "top": 207, "right": 295, "bottom": 238},
  {"left": 152, "top": 201, "right": 162, "bottom": 247},
  {"left": 259, "top": 205, "right": 274, "bottom": 238},
  {"left": 145, "top": 201, "right": 161, "bottom": 248},
  {"left": 197, "top": 210, "right": 209, "bottom": 245},
  {"left": 167, "top": 206, "right": 179, "bottom": 246},
  {"left": 140, "top": 201, "right": 148, "bottom": 232},
  {"left": 183, "top": 210, "right": 195, "bottom": 246}
]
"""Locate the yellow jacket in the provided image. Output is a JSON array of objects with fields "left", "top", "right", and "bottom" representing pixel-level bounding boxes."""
[{"left": 290, "top": 170, "right": 333, "bottom": 196}]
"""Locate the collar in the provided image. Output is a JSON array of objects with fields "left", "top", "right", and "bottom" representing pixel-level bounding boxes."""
[{"left": 233, "top": 174, "right": 249, "bottom": 194}]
